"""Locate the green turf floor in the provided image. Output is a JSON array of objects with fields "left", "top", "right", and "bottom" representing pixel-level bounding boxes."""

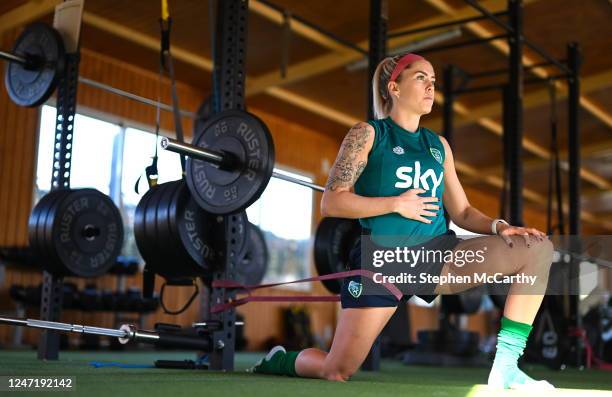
[{"left": 0, "top": 350, "right": 610, "bottom": 397}]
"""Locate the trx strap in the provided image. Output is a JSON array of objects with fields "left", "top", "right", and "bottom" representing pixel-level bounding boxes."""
[
  {"left": 135, "top": 0, "right": 186, "bottom": 194},
  {"left": 159, "top": 0, "right": 186, "bottom": 174}
]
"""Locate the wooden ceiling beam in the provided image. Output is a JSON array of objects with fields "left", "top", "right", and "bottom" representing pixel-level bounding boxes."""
[
  {"left": 248, "top": 0, "right": 364, "bottom": 53},
  {"left": 427, "top": 69, "right": 612, "bottom": 133},
  {"left": 423, "top": 0, "right": 611, "bottom": 190},
  {"left": 82, "top": 12, "right": 359, "bottom": 128},
  {"left": 246, "top": 0, "right": 609, "bottom": 191},
  {"left": 424, "top": 0, "right": 612, "bottom": 131},
  {"left": 428, "top": 95, "right": 611, "bottom": 190},
  {"left": 246, "top": 0, "right": 513, "bottom": 96},
  {"left": 422, "top": 69, "right": 612, "bottom": 190},
  {"left": 476, "top": 139, "right": 612, "bottom": 177},
  {"left": 82, "top": 12, "right": 213, "bottom": 71},
  {"left": 561, "top": 139, "right": 612, "bottom": 159},
  {"left": 0, "top": 0, "right": 62, "bottom": 36}
]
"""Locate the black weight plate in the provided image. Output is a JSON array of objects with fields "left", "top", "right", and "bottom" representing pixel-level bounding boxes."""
[
  {"left": 168, "top": 181, "right": 249, "bottom": 277},
  {"left": 27, "top": 198, "right": 43, "bottom": 252},
  {"left": 170, "top": 180, "right": 215, "bottom": 270},
  {"left": 28, "top": 190, "right": 67, "bottom": 274},
  {"left": 147, "top": 183, "right": 172, "bottom": 268},
  {"left": 5, "top": 23, "right": 65, "bottom": 107},
  {"left": 135, "top": 183, "right": 167, "bottom": 263},
  {"left": 134, "top": 185, "right": 155, "bottom": 261},
  {"left": 36, "top": 190, "right": 71, "bottom": 275},
  {"left": 314, "top": 217, "right": 361, "bottom": 294},
  {"left": 156, "top": 181, "right": 182, "bottom": 265},
  {"left": 156, "top": 181, "right": 200, "bottom": 278},
  {"left": 186, "top": 110, "right": 275, "bottom": 215},
  {"left": 235, "top": 223, "right": 268, "bottom": 286},
  {"left": 134, "top": 181, "right": 199, "bottom": 279},
  {"left": 41, "top": 190, "right": 72, "bottom": 275},
  {"left": 143, "top": 183, "right": 167, "bottom": 264},
  {"left": 28, "top": 193, "right": 48, "bottom": 259},
  {"left": 47, "top": 189, "right": 124, "bottom": 277}
]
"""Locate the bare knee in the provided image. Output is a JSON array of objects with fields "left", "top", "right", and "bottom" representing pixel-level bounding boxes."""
[
  {"left": 538, "top": 238, "right": 554, "bottom": 259},
  {"left": 530, "top": 238, "right": 554, "bottom": 266}
]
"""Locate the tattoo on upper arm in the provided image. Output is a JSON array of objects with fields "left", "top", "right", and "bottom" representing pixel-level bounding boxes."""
[{"left": 325, "top": 123, "right": 372, "bottom": 191}]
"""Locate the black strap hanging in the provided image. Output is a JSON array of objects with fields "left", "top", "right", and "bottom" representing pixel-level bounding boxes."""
[
  {"left": 499, "top": 85, "right": 511, "bottom": 220},
  {"left": 160, "top": 12, "right": 187, "bottom": 174},
  {"left": 546, "top": 79, "right": 565, "bottom": 235},
  {"left": 135, "top": 0, "right": 186, "bottom": 194}
]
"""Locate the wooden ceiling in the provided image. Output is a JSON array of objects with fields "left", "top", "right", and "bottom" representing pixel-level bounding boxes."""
[{"left": 1, "top": 0, "right": 611, "bottom": 232}]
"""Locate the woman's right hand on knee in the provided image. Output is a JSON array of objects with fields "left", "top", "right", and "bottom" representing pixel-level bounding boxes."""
[
  {"left": 496, "top": 224, "right": 546, "bottom": 247},
  {"left": 393, "top": 188, "right": 439, "bottom": 223}
]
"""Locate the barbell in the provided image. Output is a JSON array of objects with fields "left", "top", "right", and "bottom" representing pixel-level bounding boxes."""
[
  {"left": 0, "top": 316, "right": 246, "bottom": 350},
  {"left": 133, "top": 179, "right": 268, "bottom": 283},
  {"left": 1, "top": 23, "right": 65, "bottom": 107},
  {"left": 160, "top": 110, "right": 324, "bottom": 215},
  {"left": 28, "top": 188, "right": 124, "bottom": 278},
  {"left": 1, "top": 23, "right": 195, "bottom": 117}
]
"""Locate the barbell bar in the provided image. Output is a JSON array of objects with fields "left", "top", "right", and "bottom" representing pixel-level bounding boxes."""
[
  {"left": 161, "top": 137, "right": 325, "bottom": 193},
  {"left": 160, "top": 109, "right": 325, "bottom": 214},
  {"left": 0, "top": 316, "right": 242, "bottom": 349},
  {"left": 0, "top": 316, "right": 155, "bottom": 345},
  {"left": 0, "top": 23, "right": 195, "bottom": 117},
  {"left": 0, "top": 50, "right": 30, "bottom": 65},
  {"left": 0, "top": 49, "right": 195, "bottom": 118}
]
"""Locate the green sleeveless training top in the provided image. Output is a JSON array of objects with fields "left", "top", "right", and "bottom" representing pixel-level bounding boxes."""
[{"left": 354, "top": 116, "right": 447, "bottom": 246}]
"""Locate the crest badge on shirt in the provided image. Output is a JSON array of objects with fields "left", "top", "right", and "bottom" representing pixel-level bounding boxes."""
[
  {"left": 430, "top": 147, "right": 443, "bottom": 165},
  {"left": 393, "top": 146, "right": 404, "bottom": 155},
  {"left": 348, "top": 280, "right": 363, "bottom": 298}
]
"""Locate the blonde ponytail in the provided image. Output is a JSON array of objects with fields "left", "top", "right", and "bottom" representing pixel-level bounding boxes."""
[
  {"left": 372, "top": 57, "right": 397, "bottom": 119},
  {"left": 372, "top": 53, "right": 423, "bottom": 119}
]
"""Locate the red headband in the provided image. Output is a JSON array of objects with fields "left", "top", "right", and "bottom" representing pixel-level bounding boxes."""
[{"left": 389, "top": 53, "right": 425, "bottom": 82}]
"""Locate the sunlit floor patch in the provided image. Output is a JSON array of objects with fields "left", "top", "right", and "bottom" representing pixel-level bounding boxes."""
[{"left": 466, "top": 384, "right": 612, "bottom": 397}]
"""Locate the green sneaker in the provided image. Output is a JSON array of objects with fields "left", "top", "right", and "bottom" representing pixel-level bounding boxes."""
[{"left": 249, "top": 346, "right": 287, "bottom": 375}]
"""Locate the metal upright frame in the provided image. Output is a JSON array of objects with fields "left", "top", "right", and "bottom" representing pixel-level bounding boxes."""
[
  {"left": 207, "top": 0, "right": 251, "bottom": 371},
  {"left": 38, "top": 50, "right": 81, "bottom": 362},
  {"left": 361, "top": 0, "right": 388, "bottom": 372},
  {"left": 506, "top": 0, "right": 524, "bottom": 226},
  {"left": 567, "top": 42, "right": 582, "bottom": 367}
]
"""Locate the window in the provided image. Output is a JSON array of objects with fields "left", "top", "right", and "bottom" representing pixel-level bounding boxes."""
[
  {"left": 35, "top": 106, "right": 183, "bottom": 259},
  {"left": 35, "top": 106, "right": 313, "bottom": 286},
  {"left": 36, "top": 106, "right": 121, "bottom": 198},
  {"left": 247, "top": 169, "right": 314, "bottom": 289},
  {"left": 121, "top": 127, "right": 183, "bottom": 207}
]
